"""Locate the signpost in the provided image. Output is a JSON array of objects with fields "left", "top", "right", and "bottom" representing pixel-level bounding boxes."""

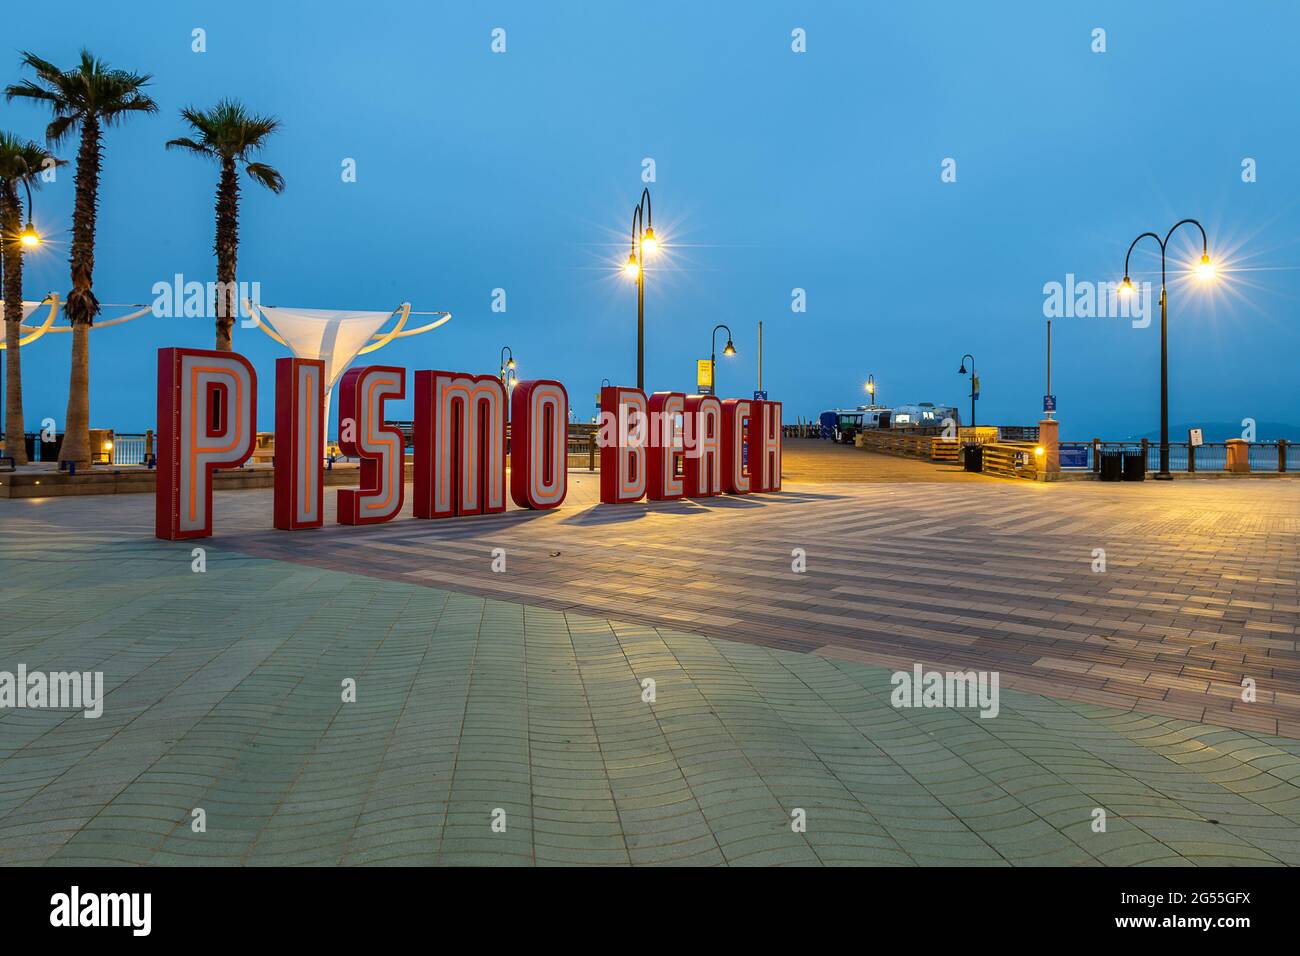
[
  {"left": 1059, "top": 445, "right": 1088, "bottom": 468},
  {"left": 697, "top": 359, "right": 713, "bottom": 395}
]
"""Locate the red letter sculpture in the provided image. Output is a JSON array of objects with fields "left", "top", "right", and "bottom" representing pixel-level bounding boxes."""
[
  {"left": 753, "top": 400, "right": 782, "bottom": 492},
  {"left": 337, "top": 365, "right": 405, "bottom": 525},
  {"left": 156, "top": 347, "right": 256, "bottom": 540},
  {"left": 413, "top": 371, "right": 506, "bottom": 518},
  {"left": 599, "top": 386, "right": 648, "bottom": 503},
  {"left": 683, "top": 394, "right": 722, "bottom": 497},
  {"left": 274, "top": 358, "right": 325, "bottom": 529},
  {"left": 647, "top": 391, "right": 685, "bottom": 500},
  {"left": 510, "top": 379, "right": 568, "bottom": 509},
  {"left": 721, "top": 398, "right": 752, "bottom": 494}
]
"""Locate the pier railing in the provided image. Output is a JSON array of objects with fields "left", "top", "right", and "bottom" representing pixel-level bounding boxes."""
[
  {"left": 846, "top": 428, "right": 1294, "bottom": 477},
  {"left": 1060, "top": 440, "right": 1293, "bottom": 474}
]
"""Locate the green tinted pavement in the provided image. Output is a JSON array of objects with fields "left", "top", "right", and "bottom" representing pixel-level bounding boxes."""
[{"left": 3, "top": 535, "right": 1300, "bottom": 866}]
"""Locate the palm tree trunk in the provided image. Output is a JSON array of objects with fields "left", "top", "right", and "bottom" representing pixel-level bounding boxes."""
[
  {"left": 59, "top": 116, "right": 102, "bottom": 468},
  {"left": 63, "top": 321, "right": 90, "bottom": 466},
  {"left": 2, "top": 187, "right": 28, "bottom": 464},
  {"left": 214, "top": 158, "right": 239, "bottom": 351}
]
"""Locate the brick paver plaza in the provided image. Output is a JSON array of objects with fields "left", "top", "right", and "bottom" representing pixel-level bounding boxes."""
[{"left": 2, "top": 442, "right": 1299, "bottom": 865}]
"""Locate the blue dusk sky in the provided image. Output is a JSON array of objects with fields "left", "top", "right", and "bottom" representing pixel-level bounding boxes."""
[{"left": 6, "top": 0, "right": 1299, "bottom": 437}]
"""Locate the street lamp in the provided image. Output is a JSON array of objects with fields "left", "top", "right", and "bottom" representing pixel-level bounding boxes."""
[
  {"left": 16, "top": 173, "right": 41, "bottom": 248},
  {"left": 1120, "top": 219, "right": 1214, "bottom": 480},
  {"left": 499, "top": 345, "right": 515, "bottom": 385},
  {"left": 624, "top": 187, "right": 658, "bottom": 390},
  {"left": 865, "top": 374, "right": 877, "bottom": 406},
  {"left": 957, "top": 354, "right": 976, "bottom": 429},
  {"left": 710, "top": 324, "right": 736, "bottom": 395},
  {"left": 1, "top": 171, "right": 42, "bottom": 443}
]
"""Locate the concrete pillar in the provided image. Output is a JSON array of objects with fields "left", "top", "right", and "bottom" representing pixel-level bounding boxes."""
[{"left": 1037, "top": 418, "right": 1059, "bottom": 480}]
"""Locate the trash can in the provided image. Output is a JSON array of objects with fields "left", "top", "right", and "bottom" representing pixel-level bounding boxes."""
[
  {"left": 1122, "top": 451, "right": 1146, "bottom": 482},
  {"left": 1099, "top": 451, "right": 1123, "bottom": 482},
  {"left": 25, "top": 432, "right": 63, "bottom": 462},
  {"left": 963, "top": 444, "right": 983, "bottom": 472}
]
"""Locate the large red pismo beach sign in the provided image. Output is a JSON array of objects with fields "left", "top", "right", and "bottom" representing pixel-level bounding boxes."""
[{"left": 155, "top": 347, "right": 782, "bottom": 540}]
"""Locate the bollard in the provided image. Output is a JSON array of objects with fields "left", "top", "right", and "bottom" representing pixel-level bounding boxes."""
[
  {"left": 1280, "top": 439, "right": 1288, "bottom": 474},
  {"left": 1226, "top": 438, "right": 1250, "bottom": 474}
]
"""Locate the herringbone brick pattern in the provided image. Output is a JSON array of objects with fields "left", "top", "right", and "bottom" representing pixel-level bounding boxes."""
[{"left": 2, "top": 441, "right": 1297, "bottom": 864}]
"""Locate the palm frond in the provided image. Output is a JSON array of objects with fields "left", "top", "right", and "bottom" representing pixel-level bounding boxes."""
[
  {"left": 4, "top": 78, "right": 66, "bottom": 109},
  {"left": 0, "top": 132, "right": 63, "bottom": 186},
  {"left": 174, "top": 99, "right": 283, "bottom": 161},
  {"left": 165, "top": 136, "right": 216, "bottom": 159},
  {"left": 244, "top": 162, "right": 285, "bottom": 194},
  {"left": 45, "top": 115, "right": 79, "bottom": 147},
  {"left": 17, "top": 51, "right": 66, "bottom": 85},
  {"left": 8, "top": 50, "right": 157, "bottom": 130}
]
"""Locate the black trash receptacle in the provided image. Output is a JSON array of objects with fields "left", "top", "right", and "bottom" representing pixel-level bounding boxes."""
[
  {"left": 1099, "top": 451, "right": 1124, "bottom": 482},
  {"left": 1122, "top": 451, "right": 1146, "bottom": 481},
  {"left": 963, "top": 444, "right": 983, "bottom": 472}
]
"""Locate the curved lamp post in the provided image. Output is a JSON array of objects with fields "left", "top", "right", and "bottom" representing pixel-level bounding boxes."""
[
  {"left": 710, "top": 324, "right": 736, "bottom": 395},
  {"left": 623, "top": 188, "right": 657, "bottom": 390},
  {"left": 865, "top": 374, "right": 877, "bottom": 406},
  {"left": 1120, "top": 219, "right": 1214, "bottom": 480},
  {"left": 0, "top": 168, "right": 42, "bottom": 440},
  {"left": 957, "top": 354, "right": 976, "bottom": 429},
  {"left": 499, "top": 345, "right": 515, "bottom": 385}
]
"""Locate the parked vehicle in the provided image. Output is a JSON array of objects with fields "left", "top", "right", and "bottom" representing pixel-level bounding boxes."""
[{"left": 821, "top": 402, "right": 960, "bottom": 441}]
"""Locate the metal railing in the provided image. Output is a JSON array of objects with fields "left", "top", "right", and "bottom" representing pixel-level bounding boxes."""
[
  {"left": 1059, "top": 440, "right": 1293, "bottom": 474},
  {"left": 111, "top": 433, "right": 149, "bottom": 466},
  {"left": 782, "top": 423, "right": 823, "bottom": 439}
]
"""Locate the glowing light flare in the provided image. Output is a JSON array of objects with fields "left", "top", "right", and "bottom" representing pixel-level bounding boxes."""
[{"left": 1196, "top": 253, "right": 1215, "bottom": 281}]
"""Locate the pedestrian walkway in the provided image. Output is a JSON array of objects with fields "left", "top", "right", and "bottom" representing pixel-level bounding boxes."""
[
  {"left": 1, "top": 541, "right": 1299, "bottom": 866},
  {"left": 2, "top": 455, "right": 1298, "bottom": 865}
]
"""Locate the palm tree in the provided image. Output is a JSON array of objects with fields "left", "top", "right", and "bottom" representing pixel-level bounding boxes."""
[
  {"left": 0, "top": 132, "right": 62, "bottom": 465},
  {"left": 6, "top": 51, "right": 157, "bottom": 468},
  {"left": 167, "top": 100, "right": 284, "bottom": 351}
]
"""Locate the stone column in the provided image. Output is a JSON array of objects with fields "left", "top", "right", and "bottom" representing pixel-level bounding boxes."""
[{"left": 1037, "top": 418, "right": 1059, "bottom": 480}]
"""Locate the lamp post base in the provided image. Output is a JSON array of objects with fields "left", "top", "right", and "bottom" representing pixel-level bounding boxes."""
[{"left": 1153, "top": 471, "right": 1174, "bottom": 481}]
